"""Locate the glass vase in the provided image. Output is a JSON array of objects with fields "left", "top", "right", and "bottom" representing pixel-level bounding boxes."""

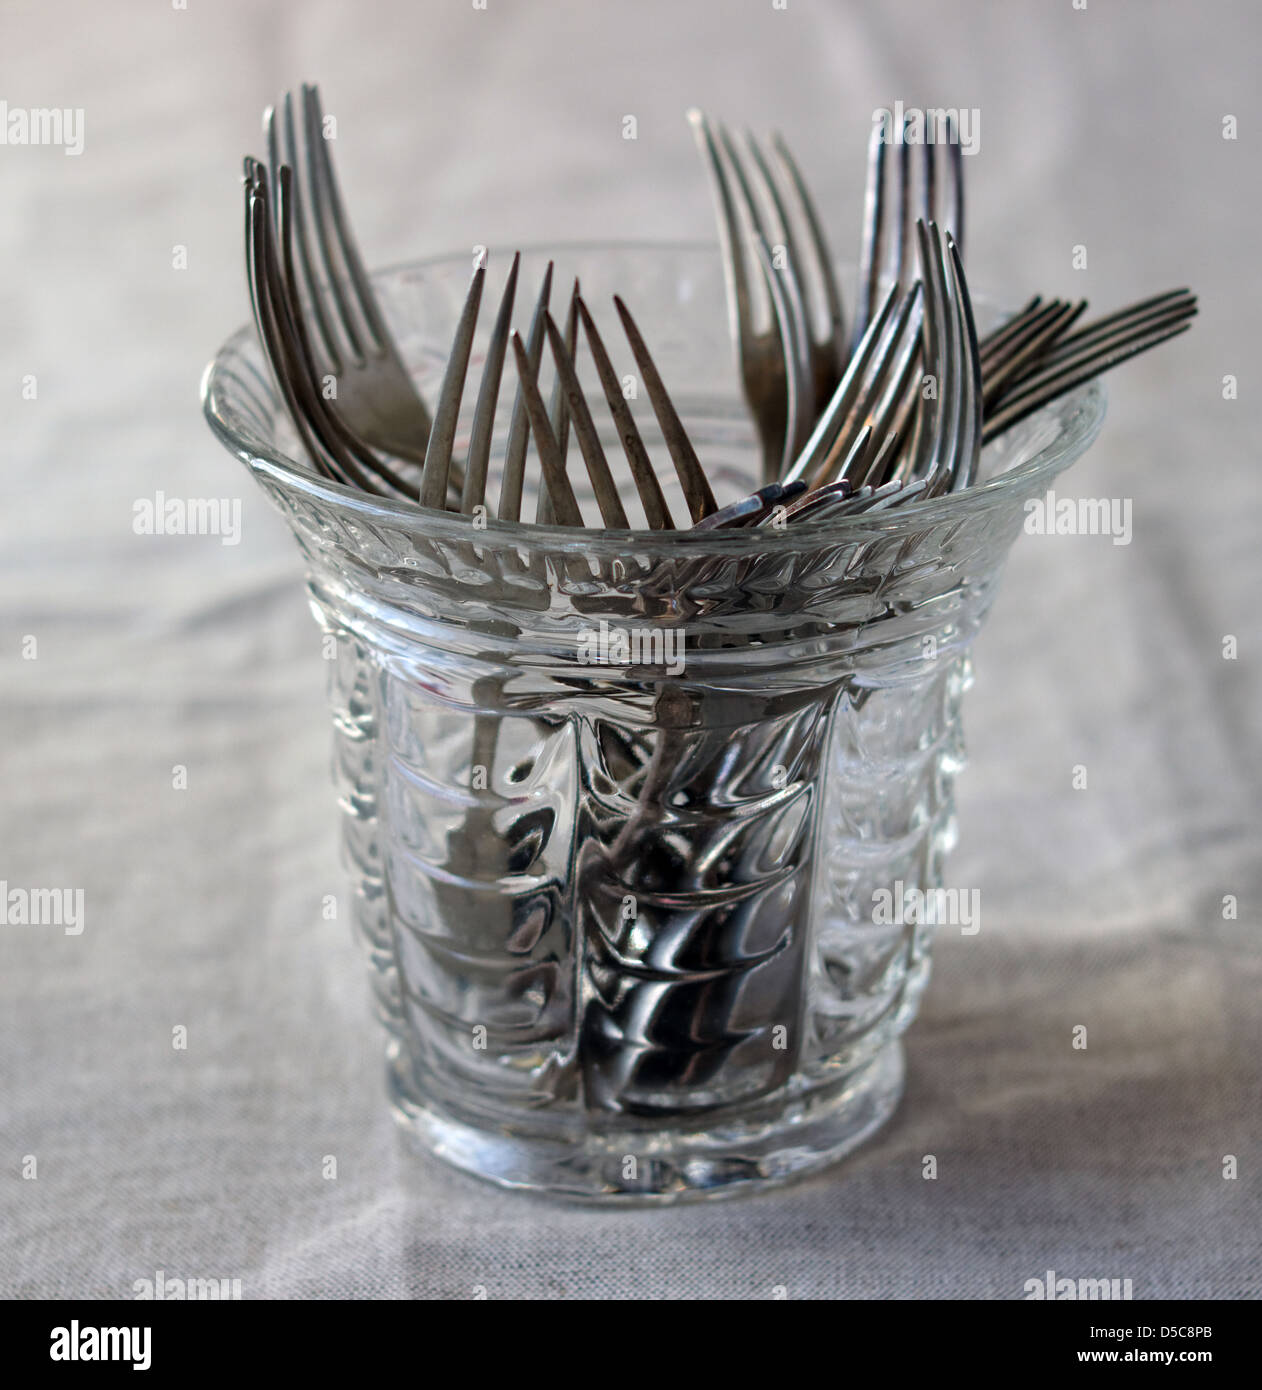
[{"left": 203, "top": 245, "right": 1105, "bottom": 1202}]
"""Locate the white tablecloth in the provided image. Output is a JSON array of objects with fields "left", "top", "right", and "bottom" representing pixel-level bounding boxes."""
[{"left": 2, "top": 0, "right": 1258, "bottom": 1299}]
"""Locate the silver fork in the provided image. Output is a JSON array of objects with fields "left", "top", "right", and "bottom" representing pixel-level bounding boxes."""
[
  {"left": 782, "top": 280, "right": 924, "bottom": 490},
  {"left": 689, "top": 109, "right": 805, "bottom": 485},
  {"left": 247, "top": 159, "right": 412, "bottom": 498},
  {"left": 852, "top": 110, "right": 964, "bottom": 354},
  {"left": 245, "top": 159, "right": 354, "bottom": 489},
  {"left": 983, "top": 290, "right": 1196, "bottom": 442},
  {"left": 779, "top": 218, "right": 973, "bottom": 515},
  {"left": 691, "top": 111, "right": 856, "bottom": 471},
  {"left": 980, "top": 297, "right": 1086, "bottom": 408},
  {"left": 265, "top": 84, "right": 434, "bottom": 466},
  {"left": 713, "top": 125, "right": 849, "bottom": 454},
  {"left": 906, "top": 219, "right": 981, "bottom": 494},
  {"left": 259, "top": 141, "right": 534, "bottom": 517},
  {"left": 505, "top": 293, "right": 723, "bottom": 528}
]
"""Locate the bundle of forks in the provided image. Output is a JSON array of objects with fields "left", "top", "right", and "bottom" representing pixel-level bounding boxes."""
[
  {"left": 243, "top": 86, "right": 1196, "bottom": 536},
  {"left": 233, "top": 88, "right": 1200, "bottom": 1123}
]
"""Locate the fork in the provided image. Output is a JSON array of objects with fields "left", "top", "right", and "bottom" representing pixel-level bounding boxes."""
[
  {"left": 691, "top": 112, "right": 862, "bottom": 471},
  {"left": 900, "top": 220, "right": 981, "bottom": 494},
  {"left": 508, "top": 294, "right": 721, "bottom": 528},
  {"left": 246, "top": 159, "right": 408, "bottom": 498},
  {"left": 257, "top": 149, "right": 530, "bottom": 518},
  {"left": 712, "top": 125, "right": 848, "bottom": 451},
  {"left": 265, "top": 84, "right": 434, "bottom": 467},
  {"left": 693, "top": 107, "right": 963, "bottom": 486},
  {"left": 771, "top": 218, "right": 976, "bottom": 515},
  {"left": 852, "top": 110, "right": 964, "bottom": 353},
  {"left": 781, "top": 280, "right": 924, "bottom": 490},
  {"left": 983, "top": 291, "right": 1196, "bottom": 443},
  {"left": 689, "top": 110, "right": 806, "bottom": 484}
]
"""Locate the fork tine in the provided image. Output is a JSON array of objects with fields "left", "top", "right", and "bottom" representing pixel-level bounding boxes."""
[
  {"left": 784, "top": 282, "right": 899, "bottom": 485},
  {"left": 729, "top": 128, "right": 814, "bottom": 420},
  {"left": 299, "top": 85, "right": 371, "bottom": 364},
  {"left": 251, "top": 163, "right": 369, "bottom": 489},
  {"left": 834, "top": 285, "right": 923, "bottom": 486},
  {"left": 978, "top": 295, "right": 1045, "bottom": 363},
  {"left": 930, "top": 224, "right": 966, "bottom": 490},
  {"left": 847, "top": 471, "right": 904, "bottom": 509},
  {"left": 737, "top": 130, "right": 799, "bottom": 271},
  {"left": 688, "top": 110, "right": 758, "bottom": 377},
  {"left": 946, "top": 114, "right": 965, "bottom": 257},
  {"left": 613, "top": 294, "right": 718, "bottom": 522},
  {"left": 418, "top": 254, "right": 486, "bottom": 510},
  {"left": 770, "top": 478, "right": 857, "bottom": 526},
  {"left": 750, "top": 229, "right": 808, "bottom": 478},
  {"left": 869, "top": 137, "right": 936, "bottom": 484},
  {"left": 893, "top": 127, "right": 912, "bottom": 289},
  {"left": 535, "top": 281, "right": 580, "bottom": 524},
  {"left": 1035, "top": 290, "right": 1196, "bottom": 369},
  {"left": 249, "top": 163, "right": 379, "bottom": 495},
  {"left": 509, "top": 332, "right": 585, "bottom": 527},
  {"left": 497, "top": 261, "right": 553, "bottom": 521},
  {"left": 982, "top": 300, "right": 1085, "bottom": 407},
  {"left": 722, "top": 127, "right": 815, "bottom": 456},
  {"left": 244, "top": 161, "right": 338, "bottom": 484},
  {"left": 575, "top": 295, "right": 674, "bottom": 530},
  {"left": 770, "top": 131, "right": 847, "bottom": 384},
  {"left": 863, "top": 292, "right": 925, "bottom": 483},
  {"left": 912, "top": 220, "right": 951, "bottom": 481},
  {"left": 698, "top": 479, "right": 808, "bottom": 531},
  {"left": 817, "top": 282, "right": 922, "bottom": 490},
  {"left": 873, "top": 473, "right": 930, "bottom": 510},
  {"left": 822, "top": 421, "right": 875, "bottom": 491},
  {"left": 690, "top": 108, "right": 795, "bottom": 483},
  {"left": 981, "top": 299, "right": 1070, "bottom": 370},
  {"left": 946, "top": 232, "right": 983, "bottom": 489},
  {"left": 302, "top": 83, "right": 403, "bottom": 364},
  {"left": 920, "top": 138, "right": 937, "bottom": 228},
  {"left": 833, "top": 419, "right": 883, "bottom": 492},
  {"left": 779, "top": 476, "right": 852, "bottom": 518},
  {"left": 1003, "top": 298, "right": 1197, "bottom": 398},
  {"left": 460, "top": 251, "right": 520, "bottom": 514},
  {"left": 265, "top": 96, "right": 342, "bottom": 375},
  {"left": 542, "top": 309, "right": 629, "bottom": 529},
  {"left": 274, "top": 163, "right": 418, "bottom": 499},
  {"left": 853, "top": 114, "right": 889, "bottom": 354},
  {"left": 983, "top": 314, "right": 1195, "bottom": 442}
]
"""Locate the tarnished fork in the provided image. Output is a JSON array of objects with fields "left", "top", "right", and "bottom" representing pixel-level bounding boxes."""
[
  {"left": 245, "top": 159, "right": 381, "bottom": 494},
  {"left": 689, "top": 109, "right": 812, "bottom": 484},
  {"left": 265, "top": 84, "right": 434, "bottom": 467},
  {"left": 509, "top": 294, "right": 721, "bottom": 528},
  {"left": 705, "top": 121, "right": 850, "bottom": 457},
  {"left": 983, "top": 289, "right": 1196, "bottom": 442},
  {"left": 781, "top": 280, "right": 924, "bottom": 491},
  {"left": 852, "top": 110, "right": 964, "bottom": 353},
  {"left": 904, "top": 219, "right": 982, "bottom": 495}
]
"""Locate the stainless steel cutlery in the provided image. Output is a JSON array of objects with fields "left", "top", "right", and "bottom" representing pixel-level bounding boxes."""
[{"left": 244, "top": 90, "right": 1196, "bottom": 537}]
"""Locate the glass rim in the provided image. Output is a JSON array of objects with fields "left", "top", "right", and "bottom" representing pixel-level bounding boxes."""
[{"left": 201, "top": 239, "right": 1108, "bottom": 556}]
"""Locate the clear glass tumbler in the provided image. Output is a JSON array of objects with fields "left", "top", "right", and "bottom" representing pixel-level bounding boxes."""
[{"left": 203, "top": 245, "right": 1105, "bottom": 1202}]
